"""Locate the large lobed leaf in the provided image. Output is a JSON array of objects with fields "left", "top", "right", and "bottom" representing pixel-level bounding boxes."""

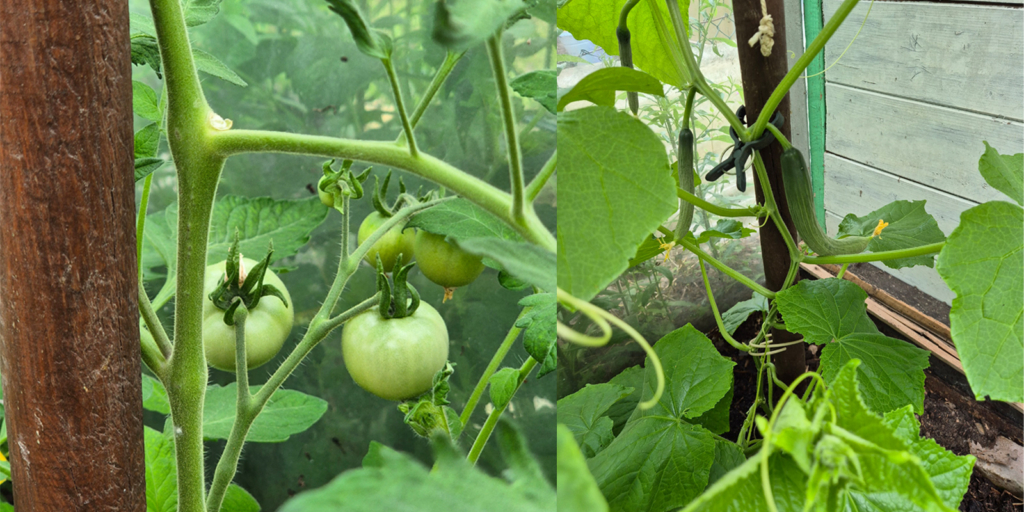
[
  {"left": 837, "top": 199, "right": 946, "bottom": 269},
  {"left": 557, "top": 424, "right": 609, "bottom": 512},
  {"left": 557, "top": 383, "right": 633, "bottom": 457},
  {"left": 776, "top": 279, "right": 930, "bottom": 414},
  {"left": 557, "top": 106, "right": 676, "bottom": 301}
]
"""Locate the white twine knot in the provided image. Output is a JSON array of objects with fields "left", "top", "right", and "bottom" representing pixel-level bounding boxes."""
[{"left": 747, "top": 0, "right": 775, "bottom": 57}]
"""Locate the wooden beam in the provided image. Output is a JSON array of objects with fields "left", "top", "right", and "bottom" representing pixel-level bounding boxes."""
[{"left": 0, "top": 0, "right": 147, "bottom": 510}]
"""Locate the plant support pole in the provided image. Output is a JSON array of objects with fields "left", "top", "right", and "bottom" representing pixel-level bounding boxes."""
[
  {"left": 0, "top": 0, "right": 146, "bottom": 509},
  {"left": 732, "top": 0, "right": 806, "bottom": 385}
]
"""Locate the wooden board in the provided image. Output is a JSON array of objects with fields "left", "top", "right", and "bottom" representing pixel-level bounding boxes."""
[
  {"left": 825, "top": 84, "right": 1024, "bottom": 205},
  {"left": 822, "top": 0, "right": 1024, "bottom": 120},
  {"left": 825, "top": 211, "right": 956, "bottom": 304}
]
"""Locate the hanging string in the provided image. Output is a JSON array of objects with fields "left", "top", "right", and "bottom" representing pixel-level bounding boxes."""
[{"left": 747, "top": 0, "right": 775, "bottom": 57}]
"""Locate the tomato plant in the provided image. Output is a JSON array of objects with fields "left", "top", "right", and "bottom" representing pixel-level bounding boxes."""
[
  {"left": 555, "top": 0, "right": 1021, "bottom": 510},
  {"left": 123, "top": 0, "right": 558, "bottom": 510}
]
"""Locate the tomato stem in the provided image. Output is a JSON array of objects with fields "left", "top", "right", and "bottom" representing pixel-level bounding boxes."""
[
  {"left": 460, "top": 306, "right": 533, "bottom": 427},
  {"left": 486, "top": 32, "right": 528, "bottom": 228},
  {"left": 467, "top": 357, "right": 538, "bottom": 465}
]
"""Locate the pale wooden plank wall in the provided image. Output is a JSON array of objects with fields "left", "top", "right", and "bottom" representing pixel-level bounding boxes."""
[{"left": 819, "top": 0, "right": 1024, "bottom": 304}]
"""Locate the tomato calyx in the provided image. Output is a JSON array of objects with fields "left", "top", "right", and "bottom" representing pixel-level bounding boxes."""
[
  {"left": 208, "top": 234, "right": 288, "bottom": 326},
  {"left": 397, "top": 362, "right": 463, "bottom": 438},
  {"left": 370, "top": 169, "right": 437, "bottom": 218},
  {"left": 318, "top": 159, "right": 371, "bottom": 211},
  {"left": 374, "top": 252, "right": 421, "bottom": 319}
]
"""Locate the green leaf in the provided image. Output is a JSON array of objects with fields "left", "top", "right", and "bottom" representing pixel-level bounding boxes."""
[
  {"left": 979, "top": 141, "right": 1023, "bottom": 206},
  {"left": 130, "top": 13, "right": 156, "bottom": 36},
  {"left": 455, "top": 238, "right": 554, "bottom": 291},
  {"left": 203, "top": 384, "right": 328, "bottom": 443},
  {"left": 679, "top": 452, "right": 806, "bottom": 512},
  {"left": 764, "top": 399, "right": 815, "bottom": 473},
  {"left": 145, "top": 426, "right": 177, "bottom": 512},
  {"left": 883, "top": 406, "right": 975, "bottom": 509},
  {"left": 495, "top": 419, "right": 556, "bottom": 505},
  {"left": 489, "top": 368, "right": 521, "bottom": 409},
  {"left": 556, "top": 67, "right": 664, "bottom": 111},
  {"left": 557, "top": 424, "right": 609, "bottom": 512},
  {"left": 134, "top": 123, "right": 160, "bottom": 159},
  {"left": 135, "top": 157, "right": 165, "bottom": 182},
  {"left": 776, "top": 279, "right": 930, "bottom": 414},
  {"left": 706, "top": 438, "right": 746, "bottom": 487},
  {"left": 558, "top": 0, "right": 690, "bottom": 87},
  {"left": 631, "top": 324, "right": 735, "bottom": 422},
  {"left": 689, "top": 386, "right": 732, "bottom": 435},
  {"left": 936, "top": 200, "right": 1023, "bottom": 402},
  {"left": 141, "top": 373, "right": 171, "bottom": 414},
  {"left": 511, "top": 70, "right": 557, "bottom": 114},
  {"left": 406, "top": 198, "right": 524, "bottom": 243},
  {"left": 836, "top": 200, "right": 946, "bottom": 269},
  {"left": 279, "top": 435, "right": 552, "bottom": 512},
  {"left": 587, "top": 418, "right": 716, "bottom": 512},
  {"left": 192, "top": 48, "right": 248, "bottom": 87},
  {"left": 695, "top": 219, "right": 755, "bottom": 244},
  {"left": 326, "top": 0, "right": 392, "bottom": 60},
  {"left": 221, "top": 485, "right": 262, "bottom": 512},
  {"left": 132, "top": 80, "right": 162, "bottom": 122},
  {"left": 557, "top": 106, "right": 676, "bottom": 301},
  {"left": 604, "top": 365, "right": 644, "bottom": 434},
  {"left": 142, "top": 196, "right": 329, "bottom": 296},
  {"left": 130, "top": 34, "right": 162, "bottom": 77},
  {"left": 720, "top": 292, "right": 768, "bottom": 336},
  {"left": 556, "top": 383, "right": 633, "bottom": 457},
  {"left": 182, "top": 0, "right": 223, "bottom": 27},
  {"left": 517, "top": 293, "right": 557, "bottom": 378},
  {"left": 432, "top": 0, "right": 528, "bottom": 51}
]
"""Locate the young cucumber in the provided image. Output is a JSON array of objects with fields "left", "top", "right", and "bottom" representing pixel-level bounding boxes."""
[
  {"left": 781, "top": 147, "right": 871, "bottom": 256},
  {"left": 616, "top": 27, "right": 639, "bottom": 116},
  {"left": 674, "top": 128, "right": 694, "bottom": 238}
]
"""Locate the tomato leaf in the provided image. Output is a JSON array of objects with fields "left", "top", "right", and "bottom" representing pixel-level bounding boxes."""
[
  {"left": 455, "top": 237, "right": 554, "bottom": 291},
  {"left": 141, "top": 373, "right": 170, "bottom": 415},
  {"left": 130, "top": 34, "right": 162, "bottom": 77},
  {"left": 192, "top": 48, "right": 248, "bottom": 87},
  {"left": 134, "top": 123, "right": 160, "bottom": 159},
  {"left": 407, "top": 198, "right": 524, "bottom": 243},
  {"left": 489, "top": 367, "right": 521, "bottom": 409},
  {"left": 326, "top": 0, "right": 392, "bottom": 60},
  {"left": 517, "top": 293, "right": 556, "bottom": 378},
  {"left": 182, "top": 0, "right": 223, "bottom": 27},
  {"left": 203, "top": 384, "right": 328, "bottom": 443},
  {"left": 432, "top": 0, "right": 528, "bottom": 51},
  {"left": 511, "top": 70, "right": 557, "bottom": 114},
  {"left": 132, "top": 80, "right": 162, "bottom": 122}
]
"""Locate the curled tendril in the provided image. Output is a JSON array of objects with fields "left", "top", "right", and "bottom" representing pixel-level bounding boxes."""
[{"left": 557, "top": 287, "right": 665, "bottom": 410}]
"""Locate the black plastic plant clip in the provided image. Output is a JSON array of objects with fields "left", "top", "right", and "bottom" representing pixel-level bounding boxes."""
[{"left": 704, "top": 105, "right": 785, "bottom": 192}]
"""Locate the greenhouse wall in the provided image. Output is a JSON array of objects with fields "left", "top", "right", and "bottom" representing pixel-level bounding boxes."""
[{"left": 811, "top": 0, "right": 1024, "bottom": 304}]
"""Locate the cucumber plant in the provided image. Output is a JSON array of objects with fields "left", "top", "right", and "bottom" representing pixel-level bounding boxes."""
[
  {"left": 556, "top": 0, "right": 1022, "bottom": 510},
  {"left": 127, "top": 0, "right": 558, "bottom": 511}
]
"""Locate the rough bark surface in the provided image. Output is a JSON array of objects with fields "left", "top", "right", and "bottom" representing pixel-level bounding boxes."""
[
  {"left": 732, "top": 0, "right": 806, "bottom": 384},
  {"left": 0, "top": 0, "right": 146, "bottom": 510}
]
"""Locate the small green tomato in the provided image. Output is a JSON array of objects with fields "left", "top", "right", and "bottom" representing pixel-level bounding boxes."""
[{"left": 357, "top": 211, "right": 415, "bottom": 272}]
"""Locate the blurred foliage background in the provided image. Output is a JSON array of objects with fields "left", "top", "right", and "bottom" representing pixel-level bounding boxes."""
[{"left": 131, "top": 0, "right": 556, "bottom": 508}]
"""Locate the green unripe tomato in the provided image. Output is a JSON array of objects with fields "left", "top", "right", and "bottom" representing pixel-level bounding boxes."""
[
  {"left": 357, "top": 211, "right": 415, "bottom": 272},
  {"left": 318, "top": 175, "right": 335, "bottom": 207},
  {"left": 341, "top": 301, "right": 449, "bottom": 401},
  {"left": 413, "top": 231, "right": 485, "bottom": 290},
  {"left": 202, "top": 258, "right": 294, "bottom": 372}
]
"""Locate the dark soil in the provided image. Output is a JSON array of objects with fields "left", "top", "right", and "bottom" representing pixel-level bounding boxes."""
[{"left": 707, "top": 314, "right": 1024, "bottom": 512}]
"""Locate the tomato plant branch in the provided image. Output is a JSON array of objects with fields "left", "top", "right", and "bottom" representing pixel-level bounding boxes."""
[
  {"left": 382, "top": 57, "right": 418, "bottom": 157},
  {"left": 802, "top": 242, "right": 945, "bottom": 264},
  {"left": 466, "top": 357, "right": 538, "bottom": 465},
  {"left": 407, "top": 51, "right": 465, "bottom": 132},
  {"left": 207, "top": 130, "right": 555, "bottom": 251},
  {"left": 139, "top": 281, "right": 172, "bottom": 359},
  {"left": 460, "top": 307, "right": 531, "bottom": 427},
  {"left": 677, "top": 187, "right": 761, "bottom": 217},
  {"left": 751, "top": 0, "right": 862, "bottom": 138},
  {"left": 486, "top": 33, "right": 527, "bottom": 226},
  {"left": 137, "top": 174, "right": 154, "bottom": 284},
  {"left": 526, "top": 151, "right": 556, "bottom": 203},
  {"left": 677, "top": 237, "right": 775, "bottom": 299},
  {"left": 698, "top": 259, "right": 750, "bottom": 352}
]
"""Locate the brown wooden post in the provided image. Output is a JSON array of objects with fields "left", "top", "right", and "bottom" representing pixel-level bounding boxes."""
[
  {"left": 0, "top": 1, "right": 146, "bottom": 510},
  {"left": 733, "top": 0, "right": 806, "bottom": 385}
]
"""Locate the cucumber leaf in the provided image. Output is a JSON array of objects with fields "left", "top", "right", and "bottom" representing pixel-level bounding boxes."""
[
  {"left": 511, "top": 70, "right": 557, "bottom": 114},
  {"left": 557, "top": 424, "right": 609, "bottom": 512},
  {"left": 556, "top": 67, "right": 664, "bottom": 111},
  {"left": 556, "top": 383, "right": 633, "bottom": 457},
  {"left": 978, "top": 141, "right": 1022, "bottom": 206},
  {"left": 836, "top": 199, "right": 945, "bottom": 269}
]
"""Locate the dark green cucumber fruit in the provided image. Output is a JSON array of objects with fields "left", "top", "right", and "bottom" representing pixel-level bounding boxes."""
[
  {"left": 781, "top": 147, "right": 871, "bottom": 256},
  {"left": 674, "top": 128, "right": 695, "bottom": 238},
  {"left": 616, "top": 27, "right": 639, "bottom": 116}
]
